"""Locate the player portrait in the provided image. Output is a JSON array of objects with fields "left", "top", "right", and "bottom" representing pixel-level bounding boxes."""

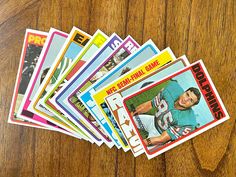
[{"left": 124, "top": 68, "right": 216, "bottom": 153}]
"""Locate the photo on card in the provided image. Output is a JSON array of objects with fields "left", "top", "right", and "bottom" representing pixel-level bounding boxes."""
[
  {"left": 123, "top": 60, "right": 229, "bottom": 159},
  {"left": 8, "top": 29, "right": 48, "bottom": 129},
  {"left": 19, "top": 45, "right": 42, "bottom": 94}
]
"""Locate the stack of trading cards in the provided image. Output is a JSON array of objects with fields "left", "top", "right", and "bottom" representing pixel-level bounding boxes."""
[{"left": 8, "top": 27, "right": 229, "bottom": 159}]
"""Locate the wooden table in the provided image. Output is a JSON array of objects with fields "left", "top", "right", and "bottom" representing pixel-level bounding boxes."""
[{"left": 0, "top": 0, "right": 235, "bottom": 176}]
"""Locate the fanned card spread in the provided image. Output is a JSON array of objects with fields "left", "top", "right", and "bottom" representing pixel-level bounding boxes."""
[{"left": 8, "top": 27, "right": 230, "bottom": 159}]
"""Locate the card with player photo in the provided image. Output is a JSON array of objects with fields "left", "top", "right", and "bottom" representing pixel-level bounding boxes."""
[
  {"left": 91, "top": 47, "right": 175, "bottom": 154},
  {"left": 122, "top": 60, "right": 230, "bottom": 159},
  {"left": 29, "top": 27, "right": 92, "bottom": 142},
  {"left": 105, "top": 56, "right": 189, "bottom": 156},
  {"left": 16, "top": 28, "right": 80, "bottom": 138},
  {"left": 42, "top": 30, "right": 110, "bottom": 146},
  {"left": 79, "top": 40, "right": 160, "bottom": 149},
  {"left": 51, "top": 34, "right": 124, "bottom": 148},
  {"left": 8, "top": 29, "right": 48, "bottom": 129}
]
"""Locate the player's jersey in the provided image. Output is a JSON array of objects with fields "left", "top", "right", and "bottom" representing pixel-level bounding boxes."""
[{"left": 151, "top": 80, "right": 197, "bottom": 140}]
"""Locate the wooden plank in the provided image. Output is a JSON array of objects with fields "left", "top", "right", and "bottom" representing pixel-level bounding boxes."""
[
  {"left": 163, "top": 1, "right": 202, "bottom": 176},
  {"left": 58, "top": 2, "right": 91, "bottom": 176},
  {"left": 0, "top": 0, "right": 38, "bottom": 26},
  {"left": 34, "top": 131, "right": 61, "bottom": 177},
  {"left": 196, "top": 125, "right": 236, "bottom": 177},
  {"left": 61, "top": 0, "right": 73, "bottom": 32},
  {"left": 58, "top": 137, "right": 91, "bottom": 177},
  {"left": 166, "top": 142, "right": 201, "bottom": 177},
  {"left": 37, "top": 0, "right": 61, "bottom": 31},
  {"left": 134, "top": 1, "right": 167, "bottom": 177},
  {"left": 69, "top": 0, "right": 91, "bottom": 33},
  {"left": 89, "top": 0, "right": 127, "bottom": 36},
  {"left": 165, "top": 0, "right": 192, "bottom": 57},
  {"left": 210, "top": 125, "right": 236, "bottom": 176},
  {"left": 0, "top": 74, "right": 36, "bottom": 177},
  {"left": 33, "top": 1, "right": 63, "bottom": 177},
  {"left": 116, "top": 0, "right": 143, "bottom": 176},
  {"left": 125, "top": 0, "right": 145, "bottom": 45},
  {"left": 0, "top": 1, "right": 38, "bottom": 50},
  {"left": 88, "top": 0, "right": 127, "bottom": 176},
  {"left": 142, "top": 0, "right": 166, "bottom": 49},
  {"left": 0, "top": 4, "right": 39, "bottom": 177},
  {"left": 187, "top": 0, "right": 236, "bottom": 171},
  {"left": 117, "top": 151, "right": 135, "bottom": 177},
  {"left": 89, "top": 145, "right": 117, "bottom": 177}
]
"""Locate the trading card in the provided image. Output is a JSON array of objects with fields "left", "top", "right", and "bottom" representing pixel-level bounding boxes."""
[
  {"left": 16, "top": 28, "right": 78, "bottom": 137},
  {"left": 51, "top": 34, "right": 123, "bottom": 147},
  {"left": 105, "top": 56, "right": 189, "bottom": 156},
  {"left": 29, "top": 27, "right": 92, "bottom": 141},
  {"left": 78, "top": 40, "right": 160, "bottom": 148},
  {"left": 51, "top": 36, "right": 139, "bottom": 150},
  {"left": 42, "top": 30, "right": 109, "bottom": 146},
  {"left": 8, "top": 29, "right": 48, "bottom": 129},
  {"left": 122, "top": 60, "right": 229, "bottom": 159},
  {"left": 92, "top": 47, "right": 176, "bottom": 155}
]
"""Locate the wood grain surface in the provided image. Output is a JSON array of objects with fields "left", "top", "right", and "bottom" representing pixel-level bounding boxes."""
[{"left": 0, "top": 0, "right": 235, "bottom": 177}]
